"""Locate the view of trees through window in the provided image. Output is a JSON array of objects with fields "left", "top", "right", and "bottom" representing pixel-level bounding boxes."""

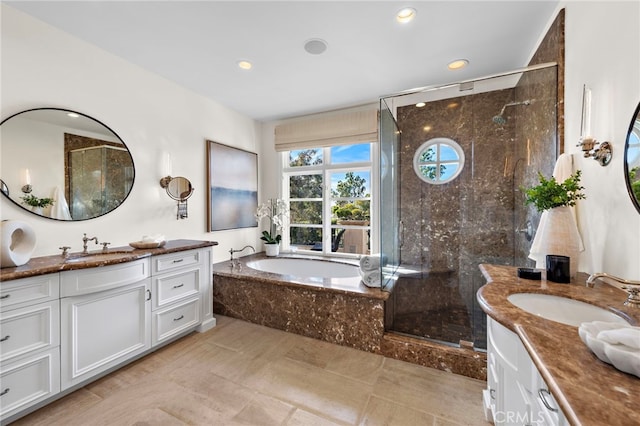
[{"left": 285, "top": 144, "right": 372, "bottom": 255}]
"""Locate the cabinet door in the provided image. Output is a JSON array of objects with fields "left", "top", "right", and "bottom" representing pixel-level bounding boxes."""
[{"left": 61, "top": 279, "right": 151, "bottom": 390}]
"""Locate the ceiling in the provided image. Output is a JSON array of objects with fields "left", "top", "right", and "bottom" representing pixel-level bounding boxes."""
[{"left": 6, "top": 1, "right": 560, "bottom": 122}]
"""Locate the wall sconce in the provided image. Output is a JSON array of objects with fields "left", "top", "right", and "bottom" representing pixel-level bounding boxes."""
[
  {"left": 21, "top": 169, "right": 32, "bottom": 193},
  {"left": 159, "top": 151, "right": 173, "bottom": 188},
  {"left": 576, "top": 85, "right": 613, "bottom": 166},
  {"left": 160, "top": 176, "right": 194, "bottom": 220}
]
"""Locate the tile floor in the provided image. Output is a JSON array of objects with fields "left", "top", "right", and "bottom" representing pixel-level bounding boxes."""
[{"left": 12, "top": 316, "right": 489, "bottom": 426}]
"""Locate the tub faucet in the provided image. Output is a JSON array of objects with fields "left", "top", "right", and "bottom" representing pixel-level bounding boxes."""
[
  {"left": 586, "top": 272, "right": 640, "bottom": 308},
  {"left": 82, "top": 233, "right": 99, "bottom": 254},
  {"left": 229, "top": 245, "right": 255, "bottom": 261}
]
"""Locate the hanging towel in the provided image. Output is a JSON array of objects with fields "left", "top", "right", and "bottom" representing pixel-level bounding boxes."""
[
  {"left": 528, "top": 153, "right": 584, "bottom": 271},
  {"left": 358, "top": 268, "right": 381, "bottom": 288},
  {"left": 50, "top": 187, "right": 72, "bottom": 220}
]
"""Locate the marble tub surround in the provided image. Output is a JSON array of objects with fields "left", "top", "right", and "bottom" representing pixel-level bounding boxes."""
[
  {"left": 477, "top": 264, "right": 640, "bottom": 426},
  {"left": 0, "top": 239, "right": 217, "bottom": 281},
  {"left": 212, "top": 254, "right": 388, "bottom": 352}
]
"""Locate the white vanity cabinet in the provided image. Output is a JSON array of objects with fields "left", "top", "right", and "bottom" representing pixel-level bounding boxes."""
[
  {"left": 150, "top": 250, "right": 203, "bottom": 346},
  {"left": 0, "top": 274, "right": 61, "bottom": 422},
  {"left": 484, "top": 317, "right": 567, "bottom": 426},
  {"left": 60, "top": 258, "right": 151, "bottom": 390}
]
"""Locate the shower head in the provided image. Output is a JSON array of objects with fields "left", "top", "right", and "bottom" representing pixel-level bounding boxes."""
[{"left": 492, "top": 99, "right": 533, "bottom": 125}]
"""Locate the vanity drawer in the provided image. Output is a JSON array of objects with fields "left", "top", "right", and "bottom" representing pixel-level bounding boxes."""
[
  {"left": 152, "top": 297, "right": 200, "bottom": 347},
  {"left": 152, "top": 250, "right": 202, "bottom": 275},
  {"left": 60, "top": 258, "right": 149, "bottom": 297},
  {"left": 0, "top": 300, "right": 60, "bottom": 363},
  {"left": 0, "top": 347, "right": 60, "bottom": 420},
  {"left": 152, "top": 268, "right": 200, "bottom": 310},
  {"left": 0, "top": 274, "right": 59, "bottom": 312}
]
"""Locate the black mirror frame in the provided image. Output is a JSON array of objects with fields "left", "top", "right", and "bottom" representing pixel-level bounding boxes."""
[
  {"left": 0, "top": 107, "right": 136, "bottom": 221},
  {"left": 623, "top": 101, "right": 640, "bottom": 214}
]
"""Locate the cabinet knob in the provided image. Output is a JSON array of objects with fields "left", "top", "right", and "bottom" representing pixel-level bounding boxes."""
[
  {"left": 0, "top": 294, "right": 10, "bottom": 299},
  {"left": 0, "top": 335, "right": 9, "bottom": 342},
  {"left": 172, "top": 284, "right": 184, "bottom": 289},
  {"left": 0, "top": 388, "right": 9, "bottom": 396},
  {"left": 173, "top": 315, "right": 184, "bottom": 322}
]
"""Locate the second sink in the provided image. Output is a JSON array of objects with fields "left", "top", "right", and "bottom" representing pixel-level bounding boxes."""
[{"left": 507, "top": 293, "right": 629, "bottom": 327}]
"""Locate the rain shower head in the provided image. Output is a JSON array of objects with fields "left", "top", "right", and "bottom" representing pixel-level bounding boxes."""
[{"left": 492, "top": 99, "right": 532, "bottom": 124}]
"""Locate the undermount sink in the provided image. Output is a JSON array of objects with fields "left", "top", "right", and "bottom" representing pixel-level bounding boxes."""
[
  {"left": 507, "top": 293, "right": 629, "bottom": 327},
  {"left": 64, "top": 252, "right": 134, "bottom": 264}
]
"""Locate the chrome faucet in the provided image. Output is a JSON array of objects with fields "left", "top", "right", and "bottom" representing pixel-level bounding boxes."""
[
  {"left": 586, "top": 272, "right": 640, "bottom": 308},
  {"left": 82, "top": 233, "right": 99, "bottom": 254},
  {"left": 229, "top": 245, "right": 255, "bottom": 261}
]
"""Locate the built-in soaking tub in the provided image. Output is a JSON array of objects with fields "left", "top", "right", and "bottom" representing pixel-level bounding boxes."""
[{"left": 212, "top": 254, "right": 388, "bottom": 352}]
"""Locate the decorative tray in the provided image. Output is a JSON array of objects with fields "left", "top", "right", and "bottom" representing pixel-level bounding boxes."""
[{"left": 129, "top": 240, "right": 166, "bottom": 249}]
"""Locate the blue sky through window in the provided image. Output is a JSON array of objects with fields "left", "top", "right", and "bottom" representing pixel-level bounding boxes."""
[{"left": 331, "top": 144, "right": 370, "bottom": 163}]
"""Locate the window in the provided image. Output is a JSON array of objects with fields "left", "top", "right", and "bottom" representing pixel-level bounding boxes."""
[
  {"left": 282, "top": 143, "right": 375, "bottom": 256},
  {"left": 413, "top": 138, "right": 465, "bottom": 184}
]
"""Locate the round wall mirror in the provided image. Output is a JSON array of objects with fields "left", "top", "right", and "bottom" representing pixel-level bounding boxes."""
[
  {"left": 166, "top": 177, "right": 194, "bottom": 201},
  {"left": 0, "top": 108, "right": 135, "bottom": 221},
  {"left": 624, "top": 102, "right": 640, "bottom": 214}
]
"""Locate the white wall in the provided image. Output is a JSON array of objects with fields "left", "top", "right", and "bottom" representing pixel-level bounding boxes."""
[
  {"left": 0, "top": 5, "right": 262, "bottom": 263},
  {"left": 562, "top": 1, "right": 640, "bottom": 279}
]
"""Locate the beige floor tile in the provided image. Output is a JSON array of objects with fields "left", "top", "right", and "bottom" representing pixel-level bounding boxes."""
[
  {"left": 359, "top": 395, "right": 436, "bottom": 426},
  {"left": 324, "top": 346, "right": 385, "bottom": 385},
  {"left": 242, "top": 357, "right": 371, "bottom": 425},
  {"left": 285, "top": 409, "right": 347, "bottom": 426},
  {"left": 373, "top": 358, "right": 487, "bottom": 425},
  {"left": 10, "top": 389, "right": 103, "bottom": 426},
  {"left": 231, "top": 392, "right": 296, "bottom": 426}
]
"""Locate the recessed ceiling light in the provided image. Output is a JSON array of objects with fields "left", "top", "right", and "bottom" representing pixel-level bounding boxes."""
[
  {"left": 67, "top": 112, "right": 79, "bottom": 118},
  {"left": 448, "top": 59, "right": 469, "bottom": 70},
  {"left": 304, "top": 38, "right": 328, "bottom": 55},
  {"left": 423, "top": 125, "right": 432, "bottom": 132},
  {"left": 415, "top": 102, "right": 426, "bottom": 108},
  {"left": 396, "top": 7, "right": 416, "bottom": 23},
  {"left": 237, "top": 60, "right": 253, "bottom": 70}
]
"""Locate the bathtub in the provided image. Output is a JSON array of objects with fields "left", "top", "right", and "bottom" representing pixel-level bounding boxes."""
[{"left": 246, "top": 257, "right": 360, "bottom": 279}]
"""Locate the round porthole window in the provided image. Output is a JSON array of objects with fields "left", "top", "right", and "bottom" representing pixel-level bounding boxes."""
[{"left": 413, "top": 138, "right": 465, "bottom": 184}]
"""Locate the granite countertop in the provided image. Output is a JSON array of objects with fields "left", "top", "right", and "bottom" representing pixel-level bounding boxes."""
[
  {"left": 0, "top": 239, "right": 218, "bottom": 282},
  {"left": 477, "top": 264, "right": 640, "bottom": 426},
  {"left": 213, "top": 253, "right": 390, "bottom": 301}
]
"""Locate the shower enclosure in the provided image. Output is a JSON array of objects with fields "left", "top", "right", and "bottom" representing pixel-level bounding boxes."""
[{"left": 380, "top": 64, "right": 558, "bottom": 350}]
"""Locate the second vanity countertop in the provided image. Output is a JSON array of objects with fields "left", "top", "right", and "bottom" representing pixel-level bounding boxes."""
[
  {"left": 477, "top": 264, "right": 640, "bottom": 426},
  {"left": 0, "top": 239, "right": 218, "bottom": 282}
]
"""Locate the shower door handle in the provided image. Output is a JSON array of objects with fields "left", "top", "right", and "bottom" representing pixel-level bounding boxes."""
[{"left": 398, "top": 220, "right": 404, "bottom": 248}]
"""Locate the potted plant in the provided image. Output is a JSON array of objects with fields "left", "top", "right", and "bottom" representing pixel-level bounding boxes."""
[
  {"left": 255, "top": 198, "right": 288, "bottom": 256},
  {"left": 523, "top": 170, "right": 586, "bottom": 277},
  {"left": 20, "top": 194, "right": 54, "bottom": 214}
]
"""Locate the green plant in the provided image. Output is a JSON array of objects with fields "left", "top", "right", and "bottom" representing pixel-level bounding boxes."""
[
  {"left": 20, "top": 194, "right": 54, "bottom": 208},
  {"left": 333, "top": 202, "right": 369, "bottom": 221},
  {"left": 523, "top": 170, "right": 586, "bottom": 212}
]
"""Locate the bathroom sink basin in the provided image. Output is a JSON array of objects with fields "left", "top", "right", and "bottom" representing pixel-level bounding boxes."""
[
  {"left": 507, "top": 293, "right": 629, "bottom": 327},
  {"left": 64, "top": 252, "right": 134, "bottom": 264}
]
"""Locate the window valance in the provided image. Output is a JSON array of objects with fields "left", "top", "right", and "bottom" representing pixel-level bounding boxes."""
[{"left": 274, "top": 105, "right": 378, "bottom": 152}]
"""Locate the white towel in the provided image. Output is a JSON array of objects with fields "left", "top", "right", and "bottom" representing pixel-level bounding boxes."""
[
  {"left": 359, "top": 254, "right": 386, "bottom": 271},
  {"left": 528, "top": 153, "right": 584, "bottom": 270},
  {"left": 597, "top": 327, "right": 640, "bottom": 350},
  {"left": 142, "top": 234, "right": 165, "bottom": 243},
  {"left": 358, "top": 268, "right": 381, "bottom": 288},
  {"left": 50, "top": 186, "right": 72, "bottom": 220}
]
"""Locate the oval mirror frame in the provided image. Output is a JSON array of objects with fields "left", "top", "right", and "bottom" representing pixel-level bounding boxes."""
[
  {"left": 166, "top": 177, "right": 194, "bottom": 201},
  {"left": 624, "top": 102, "right": 640, "bottom": 214},
  {"left": 0, "top": 108, "right": 135, "bottom": 221}
]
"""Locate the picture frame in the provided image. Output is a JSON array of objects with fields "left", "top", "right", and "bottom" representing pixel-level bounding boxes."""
[{"left": 206, "top": 140, "right": 258, "bottom": 232}]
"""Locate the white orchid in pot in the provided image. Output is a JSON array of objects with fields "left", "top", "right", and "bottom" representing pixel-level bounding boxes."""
[{"left": 255, "top": 198, "right": 288, "bottom": 256}]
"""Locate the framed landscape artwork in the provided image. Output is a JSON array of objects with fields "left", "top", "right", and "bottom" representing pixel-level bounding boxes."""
[{"left": 206, "top": 140, "right": 258, "bottom": 231}]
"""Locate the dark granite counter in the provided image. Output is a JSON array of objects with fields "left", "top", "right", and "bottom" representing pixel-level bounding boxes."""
[
  {"left": 477, "top": 264, "right": 640, "bottom": 426},
  {"left": 0, "top": 239, "right": 217, "bottom": 281}
]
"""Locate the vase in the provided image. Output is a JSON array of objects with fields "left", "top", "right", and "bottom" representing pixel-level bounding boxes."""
[
  {"left": 265, "top": 243, "right": 279, "bottom": 257},
  {"left": 31, "top": 206, "right": 43, "bottom": 215},
  {"left": 530, "top": 206, "right": 583, "bottom": 278}
]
